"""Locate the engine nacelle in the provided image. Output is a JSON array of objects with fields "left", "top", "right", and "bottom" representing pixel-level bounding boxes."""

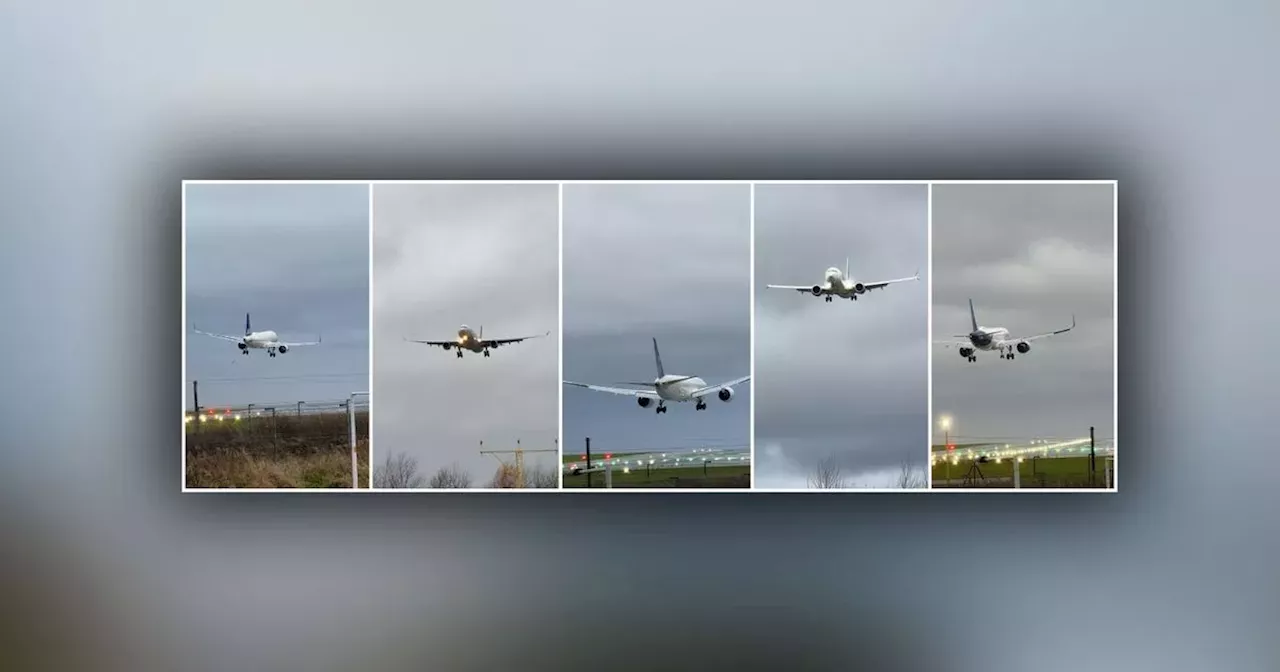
[
  {"left": 1016, "top": 342, "right": 1030, "bottom": 354},
  {"left": 238, "top": 342, "right": 248, "bottom": 350},
  {"left": 854, "top": 283, "right": 866, "bottom": 294},
  {"left": 637, "top": 397, "right": 652, "bottom": 408},
  {"left": 442, "top": 343, "right": 452, "bottom": 350},
  {"left": 277, "top": 345, "right": 288, "bottom": 354},
  {"left": 959, "top": 347, "right": 974, "bottom": 358},
  {"left": 718, "top": 387, "right": 734, "bottom": 402},
  {"left": 810, "top": 285, "right": 823, "bottom": 296}
]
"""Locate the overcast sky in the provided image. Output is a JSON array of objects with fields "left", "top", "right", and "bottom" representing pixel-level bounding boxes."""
[
  {"left": 562, "top": 183, "right": 751, "bottom": 460},
  {"left": 753, "top": 184, "right": 928, "bottom": 488},
  {"left": 932, "top": 183, "right": 1115, "bottom": 447},
  {"left": 185, "top": 183, "right": 370, "bottom": 410},
  {"left": 372, "top": 183, "right": 559, "bottom": 486}
]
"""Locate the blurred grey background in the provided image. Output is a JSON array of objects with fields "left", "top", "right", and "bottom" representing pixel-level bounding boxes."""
[{"left": 2, "top": 1, "right": 1277, "bottom": 671}]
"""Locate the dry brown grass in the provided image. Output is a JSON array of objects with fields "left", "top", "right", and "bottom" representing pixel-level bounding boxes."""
[{"left": 185, "top": 411, "right": 370, "bottom": 488}]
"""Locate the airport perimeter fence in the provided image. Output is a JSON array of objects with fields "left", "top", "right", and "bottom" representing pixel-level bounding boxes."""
[{"left": 184, "top": 397, "right": 371, "bottom": 488}]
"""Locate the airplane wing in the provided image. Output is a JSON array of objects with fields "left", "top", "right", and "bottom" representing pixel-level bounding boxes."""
[
  {"left": 192, "top": 327, "right": 243, "bottom": 343},
  {"left": 861, "top": 271, "right": 920, "bottom": 291},
  {"left": 1016, "top": 315, "right": 1076, "bottom": 343},
  {"left": 483, "top": 331, "right": 551, "bottom": 348},
  {"left": 563, "top": 381, "right": 661, "bottom": 398},
  {"left": 277, "top": 337, "right": 321, "bottom": 348},
  {"left": 691, "top": 375, "right": 751, "bottom": 398},
  {"left": 766, "top": 284, "right": 828, "bottom": 294},
  {"left": 933, "top": 340, "right": 972, "bottom": 349},
  {"left": 404, "top": 337, "right": 462, "bottom": 348}
]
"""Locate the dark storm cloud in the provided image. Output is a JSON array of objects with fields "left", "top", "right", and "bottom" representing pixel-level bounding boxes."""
[
  {"left": 931, "top": 183, "right": 1115, "bottom": 445},
  {"left": 371, "top": 183, "right": 559, "bottom": 486},
  {"left": 753, "top": 184, "right": 928, "bottom": 488},
  {"left": 561, "top": 183, "right": 751, "bottom": 457},
  {"left": 184, "top": 183, "right": 369, "bottom": 408}
]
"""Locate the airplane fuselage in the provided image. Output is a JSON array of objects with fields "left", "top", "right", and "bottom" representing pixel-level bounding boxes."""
[
  {"left": 815, "top": 268, "right": 866, "bottom": 298},
  {"left": 655, "top": 375, "right": 708, "bottom": 402},
  {"left": 454, "top": 326, "right": 486, "bottom": 353},
  {"left": 968, "top": 327, "right": 1010, "bottom": 351},
  {"left": 242, "top": 330, "right": 280, "bottom": 348}
]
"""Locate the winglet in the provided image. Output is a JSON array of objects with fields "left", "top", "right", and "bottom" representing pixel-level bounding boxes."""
[{"left": 914, "top": 268, "right": 920, "bottom": 280}]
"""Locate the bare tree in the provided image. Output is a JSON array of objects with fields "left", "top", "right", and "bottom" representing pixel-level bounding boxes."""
[
  {"left": 525, "top": 463, "right": 560, "bottom": 489},
  {"left": 808, "top": 457, "right": 847, "bottom": 489},
  {"left": 428, "top": 463, "right": 473, "bottom": 489},
  {"left": 488, "top": 463, "right": 518, "bottom": 488},
  {"left": 896, "top": 461, "right": 927, "bottom": 489},
  {"left": 374, "top": 452, "right": 426, "bottom": 489}
]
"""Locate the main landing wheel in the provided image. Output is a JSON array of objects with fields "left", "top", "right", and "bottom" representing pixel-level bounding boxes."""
[
  {"left": 825, "top": 296, "right": 833, "bottom": 302},
  {"left": 483, "top": 350, "right": 491, "bottom": 357},
  {"left": 456, "top": 351, "right": 463, "bottom": 359},
  {"left": 696, "top": 402, "right": 707, "bottom": 411}
]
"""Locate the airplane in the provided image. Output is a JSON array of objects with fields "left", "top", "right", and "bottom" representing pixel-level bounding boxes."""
[
  {"left": 192, "top": 313, "right": 321, "bottom": 358},
  {"left": 936, "top": 299, "right": 1075, "bottom": 363},
  {"left": 563, "top": 337, "right": 750, "bottom": 414},
  {"left": 404, "top": 324, "right": 550, "bottom": 358},
  {"left": 766, "top": 258, "right": 919, "bottom": 302}
]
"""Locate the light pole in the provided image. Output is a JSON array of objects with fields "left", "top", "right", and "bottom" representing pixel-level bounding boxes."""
[{"left": 940, "top": 415, "right": 953, "bottom": 483}]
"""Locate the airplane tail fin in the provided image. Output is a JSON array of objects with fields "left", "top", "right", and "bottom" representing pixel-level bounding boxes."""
[
  {"left": 968, "top": 299, "right": 978, "bottom": 332},
  {"left": 844, "top": 257, "right": 850, "bottom": 279},
  {"left": 652, "top": 337, "right": 665, "bottom": 378},
  {"left": 245, "top": 313, "right": 251, "bottom": 336},
  {"left": 479, "top": 325, "right": 483, "bottom": 341}
]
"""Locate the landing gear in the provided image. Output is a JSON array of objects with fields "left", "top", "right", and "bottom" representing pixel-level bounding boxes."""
[
  {"left": 825, "top": 296, "right": 833, "bottom": 303},
  {"left": 483, "top": 349, "right": 491, "bottom": 358},
  {"left": 695, "top": 401, "right": 707, "bottom": 411},
  {"left": 242, "top": 350, "right": 250, "bottom": 356},
  {"left": 268, "top": 349, "right": 277, "bottom": 358},
  {"left": 456, "top": 350, "right": 463, "bottom": 359},
  {"left": 968, "top": 355, "right": 977, "bottom": 362},
  {"left": 655, "top": 403, "right": 668, "bottom": 414}
]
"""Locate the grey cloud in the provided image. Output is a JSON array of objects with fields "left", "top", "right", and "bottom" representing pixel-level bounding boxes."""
[
  {"left": 371, "top": 184, "right": 559, "bottom": 485},
  {"left": 753, "top": 184, "right": 929, "bottom": 487},
  {"left": 931, "top": 183, "right": 1115, "bottom": 445}
]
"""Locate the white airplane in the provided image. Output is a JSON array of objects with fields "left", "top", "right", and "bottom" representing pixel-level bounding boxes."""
[
  {"left": 192, "top": 313, "right": 321, "bottom": 358},
  {"left": 404, "top": 324, "right": 550, "bottom": 358},
  {"left": 564, "top": 337, "right": 750, "bottom": 414},
  {"left": 936, "top": 299, "right": 1075, "bottom": 363},
  {"left": 766, "top": 258, "right": 919, "bottom": 302}
]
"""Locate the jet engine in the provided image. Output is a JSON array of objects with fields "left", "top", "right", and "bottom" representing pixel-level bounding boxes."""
[
  {"left": 853, "top": 283, "right": 866, "bottom": 294},
  {"left": 959, "top": 347, "right": 974, "bottom": 358},
  {"left": 1016, "top": 342, "right": 1030, "bottom": 354},
  {"left": 238, "top": 342, "right": 248, "bottom": 350},
  {"left": 277, "top": 345, "right": 288, "bottom": 354},
  {"left": 637, "top": 397, "right": 652, "bottom": 408},
  {"left": 810, "top": 286, "right": 823, "bottom": 296},
  {"left": 442, "top": 343, "right": 452, "bottom": 350},
  {"left": 718, "top": 387, "right": 734, "bottom": 402}
]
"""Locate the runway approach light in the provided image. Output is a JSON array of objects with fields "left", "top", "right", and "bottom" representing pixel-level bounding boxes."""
[
  {"left": 605, "top": 453, "right": 612, "bottom": 459},
  {"left": 234, "top": 414, "right": 242, "bottom": 421}
]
